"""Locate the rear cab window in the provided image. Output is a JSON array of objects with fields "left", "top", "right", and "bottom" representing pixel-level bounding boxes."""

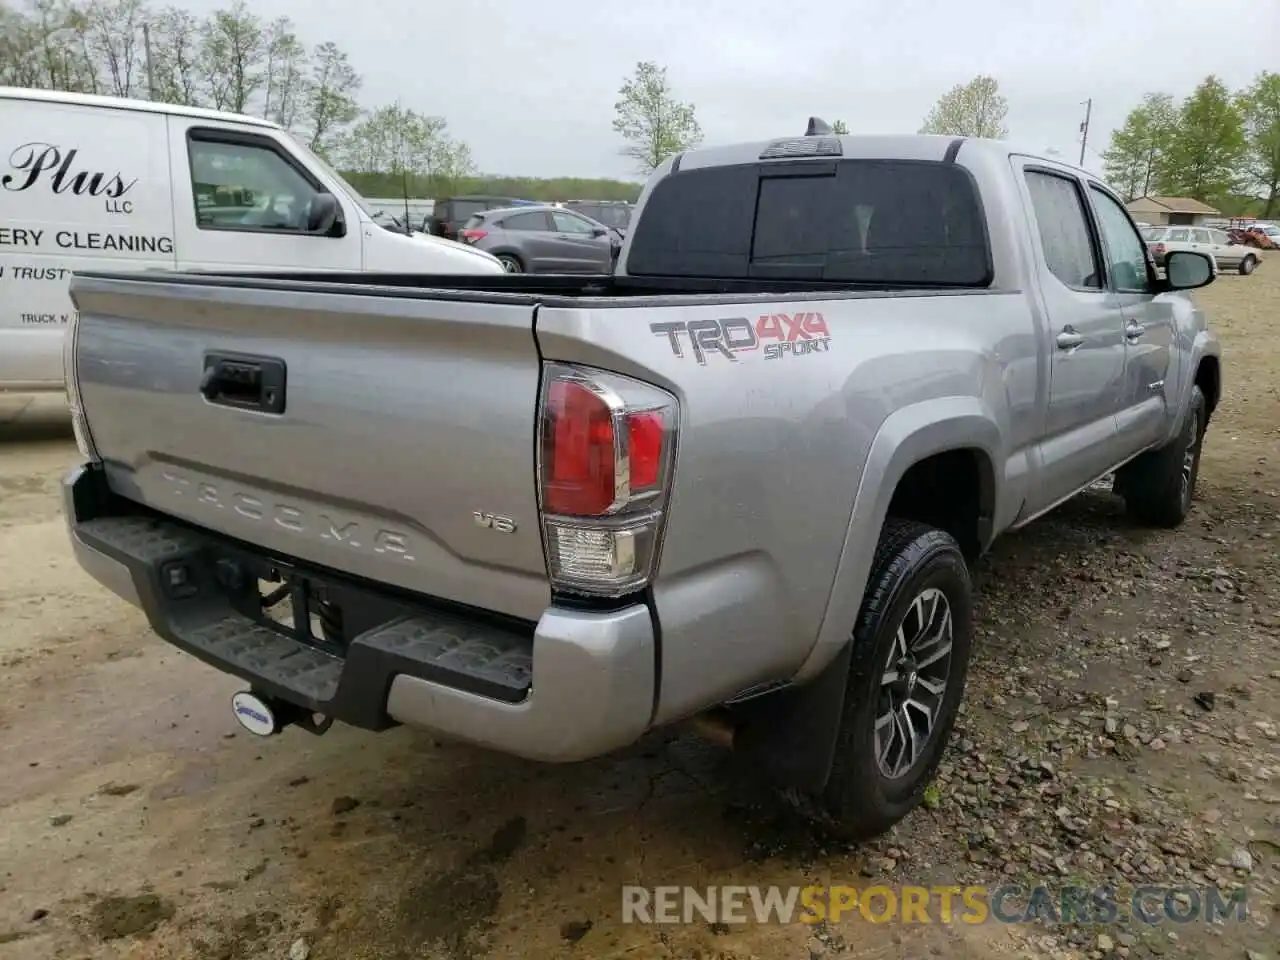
[
  {"left": 625, "top": 158, "right": 992, "bottom": 285},
  {"left": 448, "top": 201, "right": 487, "bottom": 223}
]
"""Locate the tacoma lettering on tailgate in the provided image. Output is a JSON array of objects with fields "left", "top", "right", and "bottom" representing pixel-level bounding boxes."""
[
  {"left": 160, "top": 469, "right": 416, "bottom": 561},
  {"left": 650, "top": 312, "right": 832, "bottom": 365}
]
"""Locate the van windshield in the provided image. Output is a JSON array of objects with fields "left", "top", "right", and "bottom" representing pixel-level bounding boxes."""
[{"left": 289, "top": 136, "right": 375, "bottom": 219}]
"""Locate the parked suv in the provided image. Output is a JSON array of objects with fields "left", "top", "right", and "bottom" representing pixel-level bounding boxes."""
[
  {"left": 430, "top": 196, "right": 534, "bottom": 241},
  {"left": 1142, "top": 225, "right": 1260, "bottom": 275},
  {"left": 457, "top": 205, "right": 618, "bottom": 273},
  {"left": 563, "top": 200, "right": 634, "bottom": 234}
]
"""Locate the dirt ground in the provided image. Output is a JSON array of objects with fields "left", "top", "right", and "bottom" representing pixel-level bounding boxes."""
[{"left": 1, "top": 259, "right": 1277, "bottom": 960}]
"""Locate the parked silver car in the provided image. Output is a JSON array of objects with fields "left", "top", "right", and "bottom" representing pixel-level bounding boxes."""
[
  {"left": 1141, "top": 225, "right": 1261, "bottom": 275},
  {"left": 457, "top": 205, "right": 619, "bottom": 273}
]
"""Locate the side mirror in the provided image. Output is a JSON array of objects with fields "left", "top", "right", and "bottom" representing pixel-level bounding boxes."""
[
  {"left": 307, "top": 193, "right": 342, "bottom": 236},
  {"left": 1163, "top": 250, "right": 1214, "bottom": 291},
  {"left": 591, "top": 226, "right": 608, "bottom": 238}
]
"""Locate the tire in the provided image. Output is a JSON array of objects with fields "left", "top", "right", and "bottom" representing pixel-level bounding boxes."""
[
  {"left": 496, "top": 254, "right": 523, "bottom": 274},
  {"left": 817, "top": 518, "right": 974, "bottom": 841},
  {"left": 1239, "top": 255, "right": 1257, "bottom": 276},
  {"left": 1117, "top": 385, "right": 1206, "bottom": 528}
]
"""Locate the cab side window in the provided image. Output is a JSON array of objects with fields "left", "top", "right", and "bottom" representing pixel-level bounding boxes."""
[
  {"left": 1089, "top": 186, "right": 1152, "bottom": 293},
  {"left": 188, "top": 132, "right": 324, "bottom": 233}
]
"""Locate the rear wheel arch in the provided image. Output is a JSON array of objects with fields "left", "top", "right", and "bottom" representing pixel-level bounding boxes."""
[
  {"left": 734, "top": 409, "right": 1000, "bottom": 799},
  {"left": 1195, "top": 354, "right": 1221, "bottom": 421}
]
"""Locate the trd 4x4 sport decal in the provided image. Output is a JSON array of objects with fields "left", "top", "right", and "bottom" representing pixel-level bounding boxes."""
[{"left": 650, "top": 312, "right": 831, "bottom": 365}]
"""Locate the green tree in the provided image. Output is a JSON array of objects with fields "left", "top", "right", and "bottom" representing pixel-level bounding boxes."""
[
  {"left": 1239, "top": 72, "right": 1280, "bottom": 216},
  {"left": 1159, "top": 75, "right": 1246, "bottom": 201},
  {"left": 79, "top": 0, "right": 147, "bottom": 97},
  {"left": 339, "top": 103, "right": 474, "bottom": 195},
  {"left": 918, "top": 75, "right": 1008, "bottom": 138},
  {"left": 831, "top": 119, "right": 849, "bottom": 135},
  {"left": 0, "top": 0, "right": 98, "bottom": 92},
  {"left": 198, "top": 0, "right": 264, "bottom": 113},
  {"left": 149, "top": 6, "right": 203, "bottom": 105},
  {"left": 261, "top": 15, "right": 307, "bottom": 129},
  {"left": 1103, "top": 92, "right": 1177, "bottom": 200},
  {"left": 305, "top": 40, "right": 360, "bottom": 156},
  {"left": 612, "top": 60, "right": 702, "bottom": 174}
]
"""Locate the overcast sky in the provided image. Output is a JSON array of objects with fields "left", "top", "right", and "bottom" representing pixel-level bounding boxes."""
[{"left": 183, "top": 0, "right": 1279, "bottom": 182}]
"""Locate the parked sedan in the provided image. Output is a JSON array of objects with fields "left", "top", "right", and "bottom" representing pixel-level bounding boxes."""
[
  {"left": 456, "top": 205, "right": 619, "bottom": 273},
  {"left": 1141, "top": 225, "right": 1261, "bottom": 275}
]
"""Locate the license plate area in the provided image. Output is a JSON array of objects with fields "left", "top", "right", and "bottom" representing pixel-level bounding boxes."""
[
  {"left": 256, "top": 573, "right": 343, "bottom": 656},
  {"left": 213, "top": 549, "right": 347, "bottom": 658}
]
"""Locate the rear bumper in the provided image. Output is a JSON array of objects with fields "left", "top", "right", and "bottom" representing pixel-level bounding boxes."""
[{"left": 62, "top": 465, "right": 656, "bottom": 762}]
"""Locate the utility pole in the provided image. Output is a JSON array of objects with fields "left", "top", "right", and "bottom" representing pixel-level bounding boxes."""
[
  {"left": 142, "top": 22, "right": 157, "bottom": 100},
  {"left": 1078, "top": 98, "right": 1092, "bottom": 167}
]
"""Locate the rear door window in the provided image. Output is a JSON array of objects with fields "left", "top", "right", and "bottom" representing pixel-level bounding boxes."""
[
  {"left": 501, "top": 212, "right": 552, "bottom": 231},
  {"left": 1167, "top": 228, "right": 1190, "bottom": 242},
  {"left": 626, "top": 159, "right": 991, "bottom": 285},
  {"left": 1023, "top": 170, "right": 1102, "bottom": 290}
]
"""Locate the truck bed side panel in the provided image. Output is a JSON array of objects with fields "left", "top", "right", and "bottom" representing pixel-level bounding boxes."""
[
  {"left": 71, "top": 277, "right": 550, "bottom": 621},
  {"left": 536, "top": 291, "right": 1037, "bottom": 722}
]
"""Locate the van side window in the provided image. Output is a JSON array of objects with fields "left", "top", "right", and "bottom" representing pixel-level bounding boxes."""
[{"left": 187, "top": 134, "right": 324, "bottom": 233}]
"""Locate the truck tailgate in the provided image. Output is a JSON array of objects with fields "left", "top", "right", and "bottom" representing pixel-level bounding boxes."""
[{"left": 69, "top": 275, "right": 551, "bottom": 621}]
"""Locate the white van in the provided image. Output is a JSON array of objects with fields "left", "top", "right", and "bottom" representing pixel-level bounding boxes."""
[{"left": 0, "top": 87, "right": 503, "bottom": 392}]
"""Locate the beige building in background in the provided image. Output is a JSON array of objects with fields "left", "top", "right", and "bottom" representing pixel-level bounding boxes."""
[{"left": 1125, "top": 196, "right": 1221, "bottom": 226}]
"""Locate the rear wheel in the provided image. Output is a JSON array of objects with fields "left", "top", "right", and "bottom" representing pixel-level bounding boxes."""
[
  {"left": 816, "top": 519, "right": 973, "bottom": 840},
  {"left": 497, "top": 254, "right": 523, "bottom": 274},
  {"left": 1239, "top": 255, "right": 1257, "bottom": 276}
]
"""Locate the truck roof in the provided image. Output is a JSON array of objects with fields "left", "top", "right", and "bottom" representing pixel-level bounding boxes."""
[
  {"left": 671, "top": 132, "right": 1087, "bottom": 175},
  {"left": 0, "top": 86, "right": 282, "bottom": 130}
]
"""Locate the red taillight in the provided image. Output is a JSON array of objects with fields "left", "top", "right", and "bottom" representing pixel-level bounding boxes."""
[
  {"left": 544, "top": 380, "right": 617, "bottom": 516},
  {"left": 460, "top": 228, "right": 487, "bottom": 243},
  {"left": 627, "top": 412, "right": 664, "bottom": 489},
  {"left": 537, "top": 365, "right": 678, "bottom": 597},
  {"left": 1154, "top": 243, "right": 1166, "bottom": 255}
]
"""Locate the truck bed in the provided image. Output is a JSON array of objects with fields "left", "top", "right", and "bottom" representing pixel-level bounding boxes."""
[{"left": 73, "top": 269, "right": 999, "bottom": 306}]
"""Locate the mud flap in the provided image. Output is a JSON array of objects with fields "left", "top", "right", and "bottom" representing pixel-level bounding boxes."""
[{"left": 731, "top": 640, "right": 854, "bottom": 794}]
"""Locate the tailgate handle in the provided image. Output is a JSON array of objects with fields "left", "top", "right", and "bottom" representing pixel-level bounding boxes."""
[{"left": 200, "top": 353, "right": 287, "bottom": 414}]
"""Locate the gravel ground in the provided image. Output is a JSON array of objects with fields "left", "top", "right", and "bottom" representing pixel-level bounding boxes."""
[{"left": 0, "top": 258, "right": 1276, "bottom": 960}]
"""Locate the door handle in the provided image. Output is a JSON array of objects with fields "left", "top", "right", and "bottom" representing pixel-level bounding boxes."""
[
  {"left": 200, "top": 352, "right": 287, "bottom": 413},
  {"left": 1125, "top": 322, "right": 1145, "bottom": 342},
  {"left": 1056, "top": 328, "right": 1085, "bottom": 350}
]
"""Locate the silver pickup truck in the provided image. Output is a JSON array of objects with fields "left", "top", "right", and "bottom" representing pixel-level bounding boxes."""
[{"left": 61, "top": 124, "right": 1222, "bottom": 840}]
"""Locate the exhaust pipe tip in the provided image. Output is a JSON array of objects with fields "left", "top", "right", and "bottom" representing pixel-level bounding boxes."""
[{"left": 687, "top": 710, "right": 735, "bottom": 750}]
